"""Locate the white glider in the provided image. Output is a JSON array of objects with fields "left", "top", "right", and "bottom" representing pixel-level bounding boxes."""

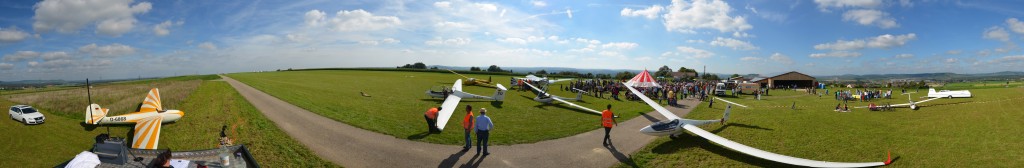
[
  {"left": 522, "top": 82, "right": 611, "bottom": 117},
  {"left": 856, "top": 93, "right": 942, "bottom": 110},
  {"left": 517, "top": 75, "right": 573, "bottom": 85},
  {"left": 433, "top": 79, "right": 507, "bottom": 131},
  {"left": 713, "top": 97, "right": 749, "bottom": 108},
  {"left": 624, "top": 84, "right": 890, "bottom": 167},
  {"left": 926, "top": 88, "right": 971, "bottom": 98}
]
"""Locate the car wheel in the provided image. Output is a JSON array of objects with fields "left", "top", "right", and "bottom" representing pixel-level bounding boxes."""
[{"left": 21, "top": 119, "right": 27, "bottom": 124}]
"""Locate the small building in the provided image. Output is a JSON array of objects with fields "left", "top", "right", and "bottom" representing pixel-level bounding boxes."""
[
  {"left": 752, "top": 71, "right": 817, "bottom": 88},
  {"left": 671, "top": 72, "right": 698, "bottom": 79}
]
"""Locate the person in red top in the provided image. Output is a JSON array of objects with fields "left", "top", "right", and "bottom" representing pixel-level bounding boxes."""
[
  {"left": 425, "top": 107, "right": 441, "bottom": 133},
  {"left": 601, "top": 104, "right": 617, "bottom": 146},
  {"left": 461, "top": 105, "right": 475, "bottom": 151}
]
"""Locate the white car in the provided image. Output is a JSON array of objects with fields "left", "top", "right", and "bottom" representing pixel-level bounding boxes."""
[{"left": 9, "top": 105, "right": 45, "bottom": 125}]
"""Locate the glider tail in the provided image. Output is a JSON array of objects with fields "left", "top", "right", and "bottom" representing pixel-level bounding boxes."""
[
  {"left": 492, "top": 84, "right": 508, "bottom": 101},
  {"left": 721, "top": 105, "right": 731, "bottom": 124},
  {"left": 85, "top": 104, "right": 109, "bottom": 124}
]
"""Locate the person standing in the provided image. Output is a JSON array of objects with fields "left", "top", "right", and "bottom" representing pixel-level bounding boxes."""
[
  {"left": 424, "top": 107, "right": 440, "bottom": 133},
  {"left": 475, "top": 108, "right": 494, "bottom": 156},
  {"left": 461, "top": 105, "right": 475, "bottom": 151},
  {"left": 601, "top": 104, "right": 617, "bottom": 146}
]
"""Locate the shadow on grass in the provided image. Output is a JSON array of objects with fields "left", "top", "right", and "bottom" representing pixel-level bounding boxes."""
[
  {"left": 490, "top": 101, "right": 503, "bottom": 108},
  {"left": 408, "top": 131, "right": 431, "bottom": 140},
  {"left": 709, "top": 123, "right": 774, "bottom": 134},
  {"left": 651, "top": 133, "right": 793, "bottom": 167}
]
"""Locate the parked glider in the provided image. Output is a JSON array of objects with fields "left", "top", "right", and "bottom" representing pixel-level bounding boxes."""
[
  {"left": 85, "top": 88, "right": 185, "bottom": 150},
  {"left": 446, "top": 69, "right": 496, "bottom": 88},
  {"left": 713, "top": 97, "right": 749, "bottom": 108},
  {"left": 623, "top": 84, "right": 891, "bottom": 167},
  {"left": 522, "top": 82, "right": 618, "bottom": 117},
  {"left": 517, "top": 74, "right": 572, "bottom": 86},
  {"left": 856, "top": 93, "right": 942, "bottom": 110},
  {"left": 927, "top": 88, "right": 971, "bottom": 98},
  {"left": 432, "top": 79, "right": 507, "bottom": 131}
]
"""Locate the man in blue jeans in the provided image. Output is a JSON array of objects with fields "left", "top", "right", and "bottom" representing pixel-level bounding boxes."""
[{"left": 475, "top": 108, "right": 494, "bottom": 156}]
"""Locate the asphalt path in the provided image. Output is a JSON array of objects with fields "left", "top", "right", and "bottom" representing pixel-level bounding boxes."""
[{"left": 222, "top": 75, "right": 700, "bottom": 167}]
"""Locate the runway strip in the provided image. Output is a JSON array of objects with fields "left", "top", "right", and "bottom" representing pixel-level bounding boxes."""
[{"left": 222, "top": 75, "right": 699, "bottom": 167}]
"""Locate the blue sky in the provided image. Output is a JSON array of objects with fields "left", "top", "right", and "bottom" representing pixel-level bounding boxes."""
[{"left": 2, "top": 0, "right": 1024, "bottom": 81}]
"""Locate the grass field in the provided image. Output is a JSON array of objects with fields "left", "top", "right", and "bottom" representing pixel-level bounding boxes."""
[
  {"left": 619, "top": 86, "right": 1024, "bottom": 167},
  {"left": 0, "top": 78, "right": 335, "bottom": 167},
  {"left": 227, "top": 70, "right": 655, "bottom": 145}
]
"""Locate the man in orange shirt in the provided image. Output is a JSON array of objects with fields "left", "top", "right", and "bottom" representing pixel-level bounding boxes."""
[
  {"left": 462, "top": 105, "right": 475, "bottom": 151},
  {"left": 601, "top": 104, "right": 617, "bottom": 146},
  {"left": 425, "top": 107, "right": 440, "bottom": 133}
]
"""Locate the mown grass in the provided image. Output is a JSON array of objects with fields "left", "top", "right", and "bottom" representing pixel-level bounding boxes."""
[
  {"left": 0, "top": 79, "right": 336, "bottom": 167},
  {"left": 227, "top": 70, "right": 654, "bottom": 145},
  {"left": 620, "top": 86, "right": 1024, "bottom": 167}
]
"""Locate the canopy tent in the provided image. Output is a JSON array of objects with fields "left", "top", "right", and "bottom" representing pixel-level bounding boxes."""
[{"left": 626, "top": 69, "right": 661, "bottom": 88}]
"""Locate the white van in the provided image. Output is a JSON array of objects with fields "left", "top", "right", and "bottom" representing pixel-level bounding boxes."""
[{"left": 714, "top": 83, "right": 727, "bottom": 96}]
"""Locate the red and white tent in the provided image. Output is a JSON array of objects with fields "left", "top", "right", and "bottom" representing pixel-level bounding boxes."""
[{"left": 626, "top": 69, "right": 660, "bottom": 88}]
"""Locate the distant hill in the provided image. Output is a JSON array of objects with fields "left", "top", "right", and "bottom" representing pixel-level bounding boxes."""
[{"left": 815, "top": 71, "right": 1024, "bottom": 81}]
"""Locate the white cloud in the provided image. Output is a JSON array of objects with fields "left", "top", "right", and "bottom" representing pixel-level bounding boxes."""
[
  {"left": 500, "top": 9, "right": 508, "bottom": 18},
  {"left": 990, "top": 55, "right": 1024, "bottom": 63},
  {"left": 566, "top": 9, "right": 573, "bottom": 19},
  {"left": 0, "top": 62, "right": 13, "bottom": 70},
  {"left": 945, "top": 58, "right": 957, "bottom": 63},
  {"left": 1007, "top": 18, "right": 1024, "bottom": 34},
  {"left": 2, "top": 51, "right": 40, "bottom": 62},
  {"left": 0, "top": 27, "right": 30, "bottom": 43},
  {"left": 327, "top": 9, "right": 401, "bottom": 31},
  {"left": 983, "top": 26, "right": 1010, "bottom": 42},
  {"left": 358, "top": 38, "right": 400, "bottom": 46},
  {"left": 867, "top": 33, "right": 916, "bottom": 48},
  {"left": 474, "top": 3, "right": 498, "bottom": 12},
  {"left": 497, "top": 37, "right": 527, "bottom": 44},
  {"left": 662, "top": 0, "right": 751, "bottom": 33},
  {"left": 531, "top": 1, "right": 547, "bottom": 7},
  {"left": 40, "top": 51, "right": 71, "bottom": 61},
  {"left": 434, "top": 21, "right": 475, "bottom": 30},
  {"left": 152, "top": 20, "right": 182, "bottom": 36},
  {"left": 672, "top": 46, "right": 714, "bottom": 58},
  {"left": 602, "top": 42, "right": 639, "bottom": 50},
  {"left": 899, "top": 0, "right": 913, "bottom": 7},
  {"left": 814, "top": 0, "right": 882, "bottom": 11},
  {"left": 304, "top": 10, "right": 327, "bottom": 26},
  {"left": 842, "top": 9, "right": 898, "bottom": 28},
  {"left": 770, "top": 52, "right": 793, "bottom": 64},
  {"left": 598, "top": 51, "right": 620, "bottom": 57},
  {"left": 809, "top": 51, "right": 862, "bottom": 58},
  {"left": 710, "top": 37, "right": 758, "bottom": 50},
  {"left": 33, "top": 0, "right": 152, "bottom": 36},
  {"left": 740, "top": 56, "right": 762, "bottom": 61},
  {"left": 814, "top": 33, "right": 916, "bottom": 50},
  {"left": 198, "top": 42, "right": 217, "bottom": 50},
  {"left": 574, "top": 38, "right": 601, "bottom": 44},
  {"left": 894, "top": 53, "right": 914, "bottom": 58},
  {"left": 621, "top": 5, "right": 664, "bottom": 19},
  {"left": 434, "top": 1, "right": 451, "bottom": 8},
  {"left": 79, "top": 43, "right": 136, "bottom": 57},
  {"left": 425, "top": 37, "right": 472, "bottom": 46}
]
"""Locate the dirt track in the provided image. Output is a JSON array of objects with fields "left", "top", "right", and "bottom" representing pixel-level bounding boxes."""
[{"left": 222, "top": 75, "right": 700, "bottom": 167}]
